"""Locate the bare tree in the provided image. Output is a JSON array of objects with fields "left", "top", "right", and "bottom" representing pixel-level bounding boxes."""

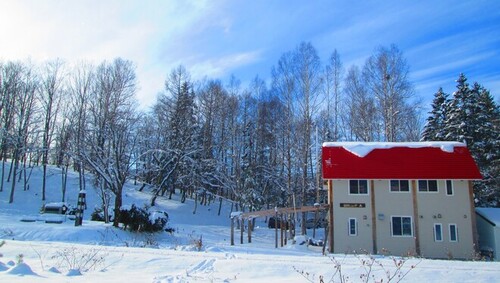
[
  {"left": 323, "top": 49, "right": 343, "bottom": 141},
  {"left": 8, "top": 62, "right": 38, "bottom": 203},
  {"left": 0, "top": 61, "right": 23, "bottom": 192},
  {"left": 344, "top": 66, "right": 378, "bottom": 141},
  {"left": 293, "top": 42, "right": 324, "bottom": 235},
  {"left": 362, "top": 45, "right": 415, "bottom": 141},
  {"left": 82, "top": 58, "right": 138, "bottom": 227},
  {"left": 39, "top": 59, "right": 65, "bottom": 201},
  {"left": 67, "top": 62, "right": 95, "bottom": 195}
]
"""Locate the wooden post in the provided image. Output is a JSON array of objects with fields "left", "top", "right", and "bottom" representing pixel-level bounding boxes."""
[
  {"left": 275, "top": 207, "right": 278, "bottom": 248},
  {"left": 280, "top": 214, "right": 284, "bottom": 247},
  {"left": 248, "top": 217, "right": 252, "bottom": 243},
  {"left": 327, "top": 180, "right": 334, "bottom": 253},
  {"left": 468, "top": 180, "right": 479, "bottom": 252},
  {"left": 218, "top": 196, "right": 223, "bottom": 216},
  {"left": 230, "top": 217, "right": 235, "bottom": 246},
  {"left": 411, "top": 180, "right": 421, "bottom": 256},
  {"left": 74, "top": 190, "right": 86, "bottom": 227},
  {"left": 370, "top": 180, "right": 377, "bottom": 254},
  {"left": 240, "top": 218, "right": 244, "bottom": 244}
]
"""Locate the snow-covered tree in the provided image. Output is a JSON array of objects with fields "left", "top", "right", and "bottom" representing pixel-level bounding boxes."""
[
  {"left": 422, "top": 74, "right": 500, "bottom": 207},
  {"left": 421, "top": 87, "right": 449, "bottom": 141}
]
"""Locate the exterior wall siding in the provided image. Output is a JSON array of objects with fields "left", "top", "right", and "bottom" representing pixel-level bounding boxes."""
[{"left": 331, "top": 179, "right": 475, "bottom": 259}]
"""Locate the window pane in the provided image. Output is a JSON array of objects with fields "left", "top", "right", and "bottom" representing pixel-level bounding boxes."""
[
  {"left": 400, "top": 180, "right": 409, "bottom": 192},
  {"left": 418, "top": 180, "right": 427, "bottom": 191},
  {"left": 392, "top": 217, "right": 402, "bottom": 236},
  {"left": 429, "top": 180, "right": 438, "bottom": 192},
  {"left": 435, "top": 224, "right": 442, "bottom": 241},
  {"left": 350, "top": 180, "right": 358, "bottom": 194},
  {"left": 390, "top": 180, "right": 399, "bottom": 191},
  {"left": 450, "top": 225, "right": 458, "bottom": 241},
  {"left": 402, "top": 217, "right": 412, "bottom": 236},
  {"left": 446, "top": 180, "right": 453, "bottom": 195},
  {"left": 349, "top": 219, "right": 356, "bottom": 236},
  {"left": 359, "top": 180, "right": 368, "bottom": 194}
]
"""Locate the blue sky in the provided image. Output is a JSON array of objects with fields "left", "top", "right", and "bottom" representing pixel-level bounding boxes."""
[{"left": 0, "top": 0, "right": 499, "bottom": 109}]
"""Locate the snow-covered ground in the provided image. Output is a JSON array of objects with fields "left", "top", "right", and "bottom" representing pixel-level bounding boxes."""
[{"left": 1, "top": 164, "right": 500, "bottom": 282}]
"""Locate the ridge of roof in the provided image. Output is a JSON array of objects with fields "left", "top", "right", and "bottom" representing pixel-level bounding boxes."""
[{"left": 322, "top": 141, "right": 466, "bottom": 158}]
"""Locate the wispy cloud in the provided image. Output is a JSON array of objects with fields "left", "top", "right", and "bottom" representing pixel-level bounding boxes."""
[{"left": 189, "top": 50, "right": 263, "bottom": 79}]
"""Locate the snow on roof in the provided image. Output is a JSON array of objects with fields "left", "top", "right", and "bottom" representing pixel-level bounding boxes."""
[
  {"left": 476, "top": 208, "right": 500, "bottom": 227},
  {"left": 322, "top": 141, "right": 466, "bottom": 158}
]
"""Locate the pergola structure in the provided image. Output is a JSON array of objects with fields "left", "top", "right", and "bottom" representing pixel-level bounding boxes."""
[{"left": 230, "top": 204, "right": 329, "bottom": 248}]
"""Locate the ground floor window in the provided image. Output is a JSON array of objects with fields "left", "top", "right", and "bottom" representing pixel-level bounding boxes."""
[
  {"left": 348, "top": 218, "right": 357, "bottom": 236},
  {"left": 434, "top": 223, "right": 443, "bottom": 242},
  {"left": 449, "top": 224, "right": 458, "bottom": 242},
  {"left": 391, "top": 216, "right": 413, "bottom": 237}
]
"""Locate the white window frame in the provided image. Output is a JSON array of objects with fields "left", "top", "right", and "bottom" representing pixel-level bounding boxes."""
[
  {"left": 391, "top": 216, "right": 413, "bottom": 237},
  {"left": 390, "top": 180, "right": 410, "bottom": 193},
  {"left": 434, "top": 223, "right": 443, "bottom": 242},
  {"left": 418, "top": 180, "right": 439, "bottom": 193},
  {"left": 348, "top": 218, "right": 358, "bottom": 236},
  {"left": 446, "top": 180, "right": 454, "bottom": 196},
  {"left": 449, "top": 224, "right": 458, "bottom": 242},
  {"left": 349, "top": 180, "right": 369, "bottom": 195}
]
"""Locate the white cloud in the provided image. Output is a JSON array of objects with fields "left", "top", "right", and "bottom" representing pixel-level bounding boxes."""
[{"left": 189, "top": 50, "right": 262, "bottom": 79}]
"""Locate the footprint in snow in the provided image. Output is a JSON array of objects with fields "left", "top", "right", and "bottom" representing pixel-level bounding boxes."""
[{"left": 187, "top": 258, "right": 216, "bottom": 275}]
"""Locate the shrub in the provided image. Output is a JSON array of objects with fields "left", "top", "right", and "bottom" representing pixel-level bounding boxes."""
[
  {"left": 91, "top": 208, "right": 113, "bottom": 222},
  {"left": 119, "top": 205, "right": 169, "bottom": 233}
]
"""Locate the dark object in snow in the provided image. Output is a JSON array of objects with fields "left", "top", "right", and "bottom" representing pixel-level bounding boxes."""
[
  {"left": 42, "top": 202, "right": 68, "bottom": 215},
  {"left": 268, "top": 217, "right": 292, "bottom": 229},
  {"left": 307, "top": 238, "right": 324, "bottom": 247},
  {"left": 305, "top": 217, "right": 327, "bottom": 229},
  {"left": 119, "top": 205, "right": 169, "bottom": 233}
]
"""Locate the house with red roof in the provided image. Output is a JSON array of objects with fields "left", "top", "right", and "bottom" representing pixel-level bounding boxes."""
[{"left": 322, "top": 142, "right": 482, "bottom": 259}]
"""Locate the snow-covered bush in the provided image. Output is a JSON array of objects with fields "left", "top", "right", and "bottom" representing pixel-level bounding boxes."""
[
  {"left": 91, "top": 207, "right": 113, "bottom": 222},
  {"left": 119, "top": 204, "right": 169, "bottom": 233}
]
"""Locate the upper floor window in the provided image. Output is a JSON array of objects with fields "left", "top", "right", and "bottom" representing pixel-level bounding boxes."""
[
  {"left": 446, "top": 180, "right": 454, "bottom": 196},
  {"left": 418, "top": 180, "right": 438, "bottom": 192},
  {"left": 390, "top": 180, "right": 410, "bottom": 192},
  {"left": 349, "top": 180, "right": 368, "bottom": 195}
]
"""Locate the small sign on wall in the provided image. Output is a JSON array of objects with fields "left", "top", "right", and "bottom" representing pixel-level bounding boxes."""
[{"left": 340, "top": 203, "right": 366, "bottom": 208}]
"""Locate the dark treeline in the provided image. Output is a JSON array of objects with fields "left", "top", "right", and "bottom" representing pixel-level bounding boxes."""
[{"left": 1, "top": 42, "right": 498, "bottom": 230}]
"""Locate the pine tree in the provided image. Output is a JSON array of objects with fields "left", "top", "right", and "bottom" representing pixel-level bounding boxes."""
[
  {"left": 471, "top": 84, "right": 500, "bottom": 206},
  {"left": 426, "top": 74, "right": 500, "bottom": 207},
  {"left": 444, "top": 73, "right": 475, "bottom": 144},
  {"left": 421, "top": 87, "right": 449, "bottom": 141}
]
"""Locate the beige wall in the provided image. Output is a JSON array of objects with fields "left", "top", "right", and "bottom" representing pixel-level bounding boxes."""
[{"left": 331, "top": 179, "right": 475, "bottom": 259}]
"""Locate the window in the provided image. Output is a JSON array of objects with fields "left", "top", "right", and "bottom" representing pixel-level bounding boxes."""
[
  {"left": 446, "top": 180, "right": 453, "bottom": 196},
  {"left": 418, "top": 180, "right": 438, "bottom": 192},
  {"left": 349, "top": 180, "right": 368, "bottom": 195},
  {"left": 348, "top": 218, "right": 357, "bottom": 236},
  {"left": 434, "top": 223, "right": 443, "bottom": 242},
  {"left": 449, "top": 224, "right": 458, "bottom": 242},
  {"left": 391, "top": 216, "right": 413, "bottom": 237},
  {"left": 390, "top": 180, "right": 410, "bottom": 192}
]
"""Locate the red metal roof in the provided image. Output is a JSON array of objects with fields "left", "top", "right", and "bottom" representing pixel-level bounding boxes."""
[{"left": 322, "top": 143, "right": 482, "bottom": 180}]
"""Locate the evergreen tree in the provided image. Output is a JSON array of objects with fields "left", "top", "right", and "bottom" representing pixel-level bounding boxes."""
[
  {"left": 444, "top": 73, "right": 474, "bottom": 144},
  {"left": 421, "top": 87, "right": 449, "bottom": 141},
  {"left": 423, "top": 74, "right": 500, "bottom": 207},
  {"left": 471, "top": 84, "right": 500, "bottom": 206}
]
